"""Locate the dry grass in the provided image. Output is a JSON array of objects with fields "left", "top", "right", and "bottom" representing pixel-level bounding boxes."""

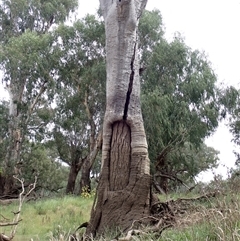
[
  {"left": 1, "top": 178, "right": 240, "bottom": 240},
  {"left": 159, "top": 187, "right": 240, "bottom": 241}
]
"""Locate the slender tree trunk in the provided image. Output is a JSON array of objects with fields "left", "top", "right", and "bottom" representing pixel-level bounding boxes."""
[
  {"left": 79, "top": 129, "right": 103, "bottom": 195},
  {"left": 65, "top": 148, "right": 84, "bottom": 194},
  {"left": 156, "top": 158, "right": 169, "bottom": 193},
  {"left": 0, "top": 173, "right": 5, "bottom": 196},
  {"left": 66, "top": 164, "right": 79, "bottom": 194},
  {"left": 79, "top": 160, "right": 91, "bottom": 194},
  {"left": 2, "top": 86, "right": 24, "bottom": 196},
  {"left": 86, "top": 0, "right": 150, "bottom": 237}
]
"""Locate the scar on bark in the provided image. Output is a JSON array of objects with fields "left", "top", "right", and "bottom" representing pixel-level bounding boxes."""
[{"left": 123, "top": 43, "right": 137, "bottom": 120}]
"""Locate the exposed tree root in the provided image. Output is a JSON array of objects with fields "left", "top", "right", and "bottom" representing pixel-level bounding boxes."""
[
  {"left": 73, "top": 191, "right": 220, "bottom": 240},
  {"left": 113, "top": 191, "right": 220, "bottom": 240}
]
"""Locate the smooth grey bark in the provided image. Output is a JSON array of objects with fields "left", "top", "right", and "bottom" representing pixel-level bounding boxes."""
[
  {"left": 2, "top": 83, "right": 25, "bottom": 196},
  {"left": 1, "top": 79, "right": 48, "bottom": 196},
  {"left": 86, "top": 0, "right": 150, "bottom": 237}
]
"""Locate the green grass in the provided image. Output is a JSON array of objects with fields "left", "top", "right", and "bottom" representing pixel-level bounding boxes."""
[
  {"left": 159, "top": 193, "right": 240, "bottom": 241},
  {"left": 1, "top": 191, "right": 240, "bottom": 240},
  {"left": 0, "top": 196, "right": 93, "bottom": 240}
]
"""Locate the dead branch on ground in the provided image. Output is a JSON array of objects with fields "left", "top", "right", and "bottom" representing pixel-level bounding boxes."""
[
  {"left": 110, "top": 191, "right": 221, "bottom": 241},
  {"left": 0, "top": 176, "right": 37, "bottom": 241}
]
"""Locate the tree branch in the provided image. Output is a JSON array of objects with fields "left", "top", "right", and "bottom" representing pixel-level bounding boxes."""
[
  {"left": 0, "top": 176, "right": 37, "bottom": 241},
  {"left": 154, "top": 173, "right": 190, "bottom": 190},
  {"left": 155, "top": 128, "right": 190, "bottom": 169},
  {"left": 0, "top": 220, "right": 22, "bottom": 227},
  {"left": 25, "top": 80, "right": 47, "bottom": 124}
]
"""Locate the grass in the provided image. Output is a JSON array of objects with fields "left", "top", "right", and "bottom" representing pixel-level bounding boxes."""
[
  {"left": 1, "top": 184, "right": 240, "bottom": 240},
  {"left": 0, "top": 196, "right": 93, "bottom": 241},
  {"left": 159, "top": 192, "right": 240, "bottom": 241}
]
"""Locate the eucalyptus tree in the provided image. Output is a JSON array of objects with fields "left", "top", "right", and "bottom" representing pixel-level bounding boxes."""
[
  {"left": 52, "top": 15, "right": 105, "bottom": 194},
  {"left": 21, "top": 142, "right": 69, "bottom": 196},
  {"left": 218, "top": 86, "right": 240, "bottom": 164},
  {"left": 0, "top": 0, "right": 78, "bottom": 195},
  {"left": 154, "top": 143, "right": 219, "bottom": 192},
  {"left": 86, "top": 0, "right": 151, "bottom": 237},
  {"left": 141, "top": 33, "right": 220, "bottom": 192}
]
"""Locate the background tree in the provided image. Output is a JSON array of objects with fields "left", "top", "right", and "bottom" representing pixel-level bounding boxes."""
[
  {"left": 36, "top": 10, "right": 223, "bottom": 196},
  {"left": 51, "top": 14, "right": 105, "bottom": 194},
  {"left": 152, "top": 143, "right": 219, "bottom": 192},
  {"left": 0, "top": 100, "right": 9, "bottom": 194},
  {"left": 139, "top": 11, "right": 220, "bottom": 192},
  {"left": 21, "top": 142, "right": 68, "bottom": 196},
  {"left": 0, "top": 0, "right": 78, "bottom": 195},
  {"left": 0, "top": 102, "right": 68, "bottom": 198},
  {"left": 0, "top": 1, "right": 225, "bottom": 205},
  {"left": 219, "top": 86, "right": 240, "bottom": 165}
]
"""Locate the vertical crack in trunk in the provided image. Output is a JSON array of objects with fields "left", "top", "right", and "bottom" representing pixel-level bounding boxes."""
[{"left": 123, "top": 42, "right": 137, "bottom": 120}]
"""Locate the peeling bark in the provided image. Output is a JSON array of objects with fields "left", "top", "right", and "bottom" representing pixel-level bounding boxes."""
[{"left": 86, "top": 0, "right": 150, "bottom": 237}]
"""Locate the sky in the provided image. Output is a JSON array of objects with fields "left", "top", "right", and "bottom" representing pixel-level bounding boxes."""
[
  {"left": 1, "top": 0, "right": 240, "bottom": 181},
  {"left": 79, "top": 0, "right": 240, "bottom": 181},
  {"left": 144, "top": 0, "right": 240, "bottom": 181}
]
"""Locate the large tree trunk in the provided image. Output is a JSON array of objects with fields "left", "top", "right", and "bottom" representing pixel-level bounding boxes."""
[{"left": 86, "top": 0, "right": 150, "bottom": 237}]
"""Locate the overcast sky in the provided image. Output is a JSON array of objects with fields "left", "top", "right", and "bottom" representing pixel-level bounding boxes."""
[
  {"left": 78, "top": 0, "right": 240, "bottom": 180},
  {"left": 79, "top": 0, "right": 240, "bottom": 87},
  {"left": 1, "top": 1, "right": 240, "bottom": 181},
  {"left": 145, "top": 0, "right": 240, "bottom": 180}
]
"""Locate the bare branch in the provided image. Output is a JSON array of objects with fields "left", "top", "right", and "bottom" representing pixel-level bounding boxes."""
[
  {"left": 0, "top": 220, "right": 22, "bottom": 227},
  {"left": 0, "top": 233, "right": 11, "bottom": 241},
  {"left": 0, "top": 176, "right": 37, "bottom": 240},
  {"left": 0, "top": 214, "right": 10, "bottom": 222},
  {"left": 25, "top": 81, "right": 47, "bottom": 124},
  {"left": 154, "top": 173, "right": 190, "bottom": 190}
]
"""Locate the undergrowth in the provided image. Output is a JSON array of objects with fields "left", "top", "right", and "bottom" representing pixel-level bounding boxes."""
[
  {"left": 1, "top": 179, "right": 240, "bottom": 240},
  {"left": 0, "top": 196, "right": 93, "bottom": 241},
  {"left": 160, "top": 192, "right": 240, "bottom": 241}
]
